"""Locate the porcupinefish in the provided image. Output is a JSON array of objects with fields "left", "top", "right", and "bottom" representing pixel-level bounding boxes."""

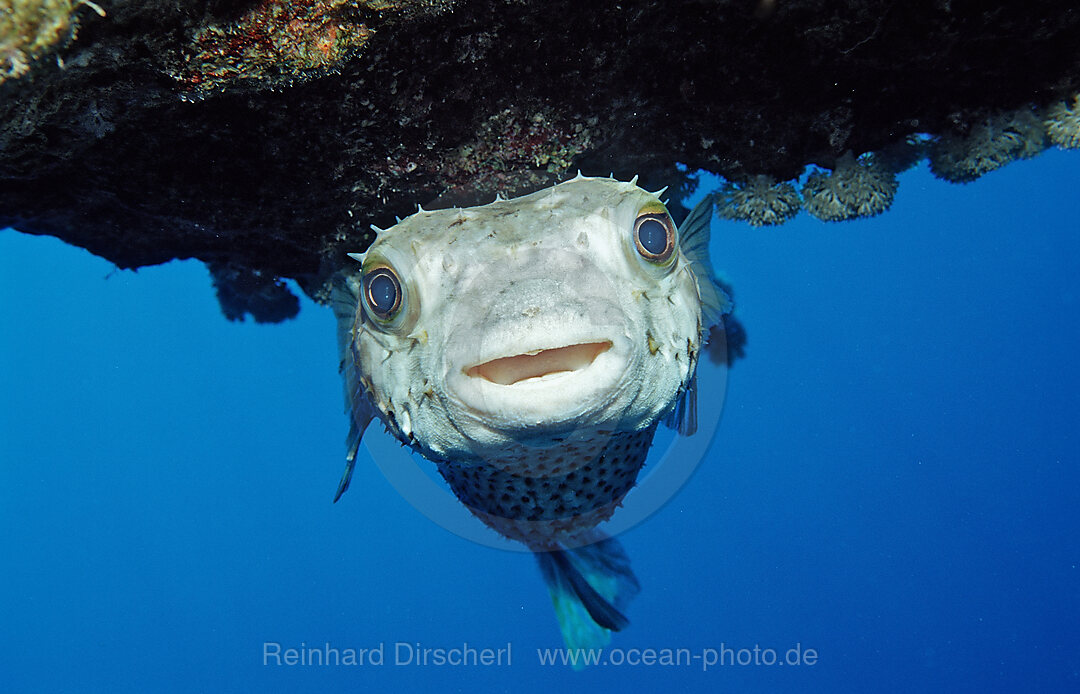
[{"left": 331, "top": 174, "right": 729, "bottom": 650}]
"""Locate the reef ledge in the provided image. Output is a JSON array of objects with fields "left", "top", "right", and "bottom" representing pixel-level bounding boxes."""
[{"left": 2, "top": 0, "right": 1079, "bottom": 320}]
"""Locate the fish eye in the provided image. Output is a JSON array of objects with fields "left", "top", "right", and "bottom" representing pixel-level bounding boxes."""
[
  {"left": 363, "top": 266, "right": 402, "bottom": 320},
  {"left": 633, "top": 212, "right": 676, "bottom": 263}
]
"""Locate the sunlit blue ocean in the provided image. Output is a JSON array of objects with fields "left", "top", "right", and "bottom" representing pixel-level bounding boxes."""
[{"left": 2, "top": 152, "right": 1078, "bottom": 692}]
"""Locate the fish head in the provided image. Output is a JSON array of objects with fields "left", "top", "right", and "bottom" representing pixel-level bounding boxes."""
[{"left": 348, "top": 176, "right": 705, "bottom": 461}]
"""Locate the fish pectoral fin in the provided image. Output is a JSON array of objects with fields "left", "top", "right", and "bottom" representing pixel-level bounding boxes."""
[
  {"left": 332, "top": 446, "right": 357, "bottom": 503},
  {"left": 664, "top": 371, "right": 698, "bottom": 436},
  {"left": 332, "top": 417, "right": 369, "bottom": 503},
  {"left": 679, "top": 193, "right": 733, "bottom": 327}
]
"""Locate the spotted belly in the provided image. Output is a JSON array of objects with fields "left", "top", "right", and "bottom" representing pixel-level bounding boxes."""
[{"left": 436, "top": 424, "right": 658, "bottom": 548}]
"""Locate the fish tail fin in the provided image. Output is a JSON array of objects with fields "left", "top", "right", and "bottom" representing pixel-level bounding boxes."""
[{"left": 535, "top": 535, "right": 641, "bottom": 664}]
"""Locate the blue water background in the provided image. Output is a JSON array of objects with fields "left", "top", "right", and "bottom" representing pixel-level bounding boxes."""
[{"left": 2, "top": 152, "right": 1079, "bottom": 692}]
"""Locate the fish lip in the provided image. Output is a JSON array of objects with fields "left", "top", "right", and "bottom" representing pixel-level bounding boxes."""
[
  {"left": 464, "top": 340, "right": 614, "bottom": 386},
  {"left": 445, "top": 332, "right": 633, "bottom": 428}
]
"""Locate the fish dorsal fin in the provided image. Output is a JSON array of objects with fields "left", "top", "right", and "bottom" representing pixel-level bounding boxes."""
[
  {"left": 679, "top": 194, "right": 732, "bottom": 327},
  {"left": 330, "top": 271, "right": 376, "bottom": 501}
]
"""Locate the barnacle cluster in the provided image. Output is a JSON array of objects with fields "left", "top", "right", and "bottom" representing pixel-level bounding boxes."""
[
  {"left": 1043, "top": 94, "right": 1080, "bottom": 149},
  {"left": 709, "top": 101, "right": 1067, "bottom": 227},
  {"left": 708, "top": 102, "right": 1072, "bottom": 227},
  {"left": 0, "top": 0, "right": 103, "bottom": 85},
  {"left": 178, "top": 0, "right": 379, "bottom": 95},
  {"left": 801, "top": 153, "right": 898, "bottom": 222},
  {"left": 715, "top": 175, "right": 801, "bottom": 227},
  {"left": 711, "top": 150, "right": 904, "bottom": 226},
  {"left": 928, "top": 109, "right": 1047, "bottom": 183}
]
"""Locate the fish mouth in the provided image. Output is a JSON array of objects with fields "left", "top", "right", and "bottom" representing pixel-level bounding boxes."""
[{"left": 465, "top": 341, "right": 613, "bottom": 386}]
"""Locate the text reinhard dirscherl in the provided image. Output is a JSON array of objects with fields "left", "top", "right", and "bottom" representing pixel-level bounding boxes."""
[{"left": 262, "top": 642, "right": 512, "bottom": 667}]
